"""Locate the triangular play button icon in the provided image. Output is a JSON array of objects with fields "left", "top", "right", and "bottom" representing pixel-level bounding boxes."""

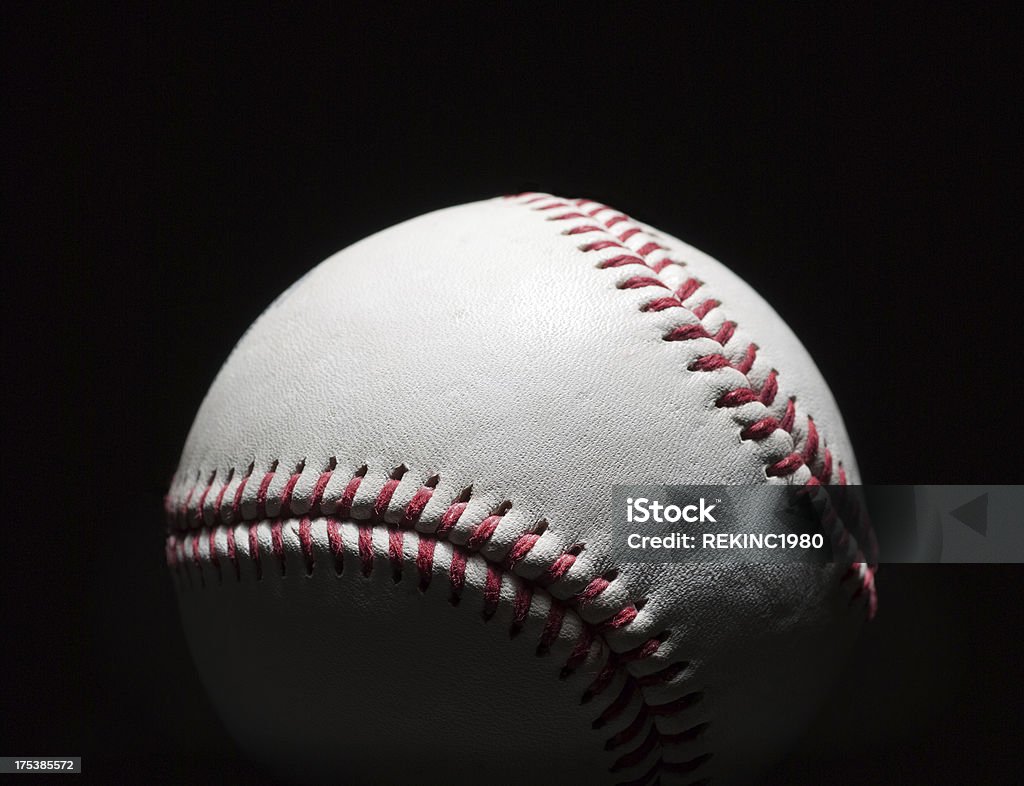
[{"left": 950, "top": 493, "right": 988, "bottom": 536}]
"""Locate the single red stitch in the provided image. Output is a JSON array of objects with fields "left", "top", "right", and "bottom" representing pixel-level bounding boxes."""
[
  {"left": 562, "top": 628, "right": 595, "bottom": 674},
  {"left": 636, "top": 241, "right": 662, "bottom": 257},
  {"left": 537, "top": 603, "right": 566, "bottom": 655},
  {"left": 298, "top": 517, "right": 314, "bottom": 574},
  {"left": 802, "top": 417, "right": 820, "bottom": 466},
  {"left": 510, "top": 581, "right": 532, "bottom": 637},
  {"left": 416, "top": 537, "right": 436, "bottom": 591},
  {"left": 271, "top": 520, "right": 285, "bottom": 575},
  {"left": 213, "top": 468, "right": 233, "bottom": 520},
  {"left": 642, "top": 296, "right": 682, "bottom": 312},
  {"left": 225, "top": 527, "right": 239, "bottom": 581},
  {"left": 537, "top": 201, "right": 571, "bottom": 211},
  {"left": 435, "top": 501, "right": 467, "bottom": 537},
  {"left": 691, "top": 299, "right": 720, "bottom": 319},
  {"left": 279, "top": 471, "right": 302, "bottom": 517},
  {"left": 482, "top": 564, "right": 502, "bottom": 620},
  {"left": 766, "top": 452, "right": 804, "bottom": 478},
  {"left": 618, "top": 227, "right": 642, "bottom": 243},
  {"left": 165, "top": 537, "right": 177, "bottom": 570},
  {"left": 601, "top": 605, "right": 639, "bottom": 631},
  {"left": 504, "top": 532, "right": 541, "bottom": 569},
  {"left": 581, "top": 240, "right": 625, "bottom": 252},
  {"left": 180, "top": 480, "right": 197, "bottom": 528},
  {"left": 358, "top": 524, "right": 374, "bottom": 577},
  {"left": 741, "top": 417, "right": 780, "bottom": 441},
  {"left": 779, "top": 398, "right": 797, "bottom": 431},
  {"left": 821, "top": 448, "right": 834, "bottom": 484},
  {"left": 617, "top": 637, "right": 664, "bottom": 663},
  {"left": 467, "top": 514, "right": 502, "bottom": 551},
  {"left": 648, "top": 257, "right": 678, "bottom": 273},
  {"left": 388, "top": 527, "right": 404, "bottom": 580},
  {"left": 714, "top": 320, "right": 737, "bottom": 345},
  {"left": 337, "top": 471, "right": 364, "bottom": 520},
  {"left": 195, "top": 472, "right": 215, "bottom": 524},
  {"left": 256, "top": 468, "right": 276, "bottom": 520},
  {"left": 400, "top": 485, "right": 434, "bottom": 528},
  {"left": 759, "top": 370, "right": 779, "bottom": 405},
  {"left": 618, "top": 276, "right": 668, "bottom": 290},
  {"left": 310, "top": 469, "right": 333, "bottom": 511},
  {"left": 575, "top": 576, "right": 611, "bottom": 603},
  {"left": 565, "top": 225, "right": 603, "bottom": 235},
  {"left": 597, "top": 254, "right": 647, "bottom": 269},
  {"left": 207, "top": 529, "right": 221, "bottom": 583},
  {"left": 448, "top": 550, "right": 467, "bottom": 605},
  {"left": 551, "top": 211, "right": 588, "bottom": 221},
  {"left": 230, "top": 465, "right": 253, "bottom": 524},
  {"left": 716, "top": 387, "right": 758, "bottom": 407},
  {"left": 606, "top": 215, "right": 628, "bottom": 228},
  {"left": 664, "top": 323, "right": 710, "bottom": 342},
  {"left": 688, "top": 354, "right": 730, "bottom": 372},
  {"left": 737, "top": 343, "right": 758, "bottom": 374},
  {"left": 326, "top": 518, "right": 343, "bottom": 574},
  {"left": 675, "top": 277, "right": 702, "bottom": 302},
  {"left": 248, "top": 523, "right": 261, "bottom": 581},
  {"left": 374, "top": 477, "right": 400, "bottom": 520},
  {"left": 540, "top": 550, "right": 577, "bottom": 584}
]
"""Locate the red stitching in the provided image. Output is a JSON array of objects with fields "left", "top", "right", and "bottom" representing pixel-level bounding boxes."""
[
  {"left": 167, "top": 468, "right": 696, "bottom": 783},
  {"left": 168, "top": 193, "right": 880, "bottom": 782},
  {"left": 523, "top": 192, "right": 878, "bottom": 612}
]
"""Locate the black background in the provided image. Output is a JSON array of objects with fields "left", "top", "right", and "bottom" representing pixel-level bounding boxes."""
[{"left": 3, "top": 4, "right": 1020, "bottom": 784}]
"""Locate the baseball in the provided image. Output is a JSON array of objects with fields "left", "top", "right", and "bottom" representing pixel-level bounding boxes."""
[{"left": 166, "top": 194, "right": 876, "bottom": 784}]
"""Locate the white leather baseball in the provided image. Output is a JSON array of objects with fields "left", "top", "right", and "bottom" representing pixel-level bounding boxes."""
[{"left": 166, "top": 194, "right": 876, "bottom": 785}]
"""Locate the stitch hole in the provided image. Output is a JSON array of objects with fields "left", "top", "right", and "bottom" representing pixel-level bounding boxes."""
[
  {"left": 493, "top": 499, "right": 513, "bottom": 516},
  {"left": 567, "top": 543, "right": 585, "bottom": 556},
  {"left": 293, "top": 458, "right": 306, "bottom": 474},
  {"left": 455, "top": 485, "right": 473, "bottom": 503},
  {"left": 268, "top": 459, "right": 279, "bottom": 472},
  {"left": 389, "top": 464, "right": 409, "bottom": 480},
  {"left": 531, "top": 519, "right": 549, "bottom": 536},
  {"left": 324, "top": 456, "right": 337, "bottom": 472},
  {"left": 603, "top": 568, "right": 620, "bottom": 582},
  {"left": 423, "top": 474, "right": 440, "bottom": 488}
]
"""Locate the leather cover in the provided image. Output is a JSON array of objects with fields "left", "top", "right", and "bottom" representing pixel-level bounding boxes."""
[{"left": 166, "top": 194, "right": 876, "bottom": 784}]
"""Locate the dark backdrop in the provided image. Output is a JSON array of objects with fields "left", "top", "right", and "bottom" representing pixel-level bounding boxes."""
[{"left": 3, "top": 4, "right": 1019, "bottom": 784}]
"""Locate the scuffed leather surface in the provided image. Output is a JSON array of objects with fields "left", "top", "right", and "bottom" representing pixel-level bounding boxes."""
[{"left": 170, "top": 195, "right": 869, "bottom": 784}]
